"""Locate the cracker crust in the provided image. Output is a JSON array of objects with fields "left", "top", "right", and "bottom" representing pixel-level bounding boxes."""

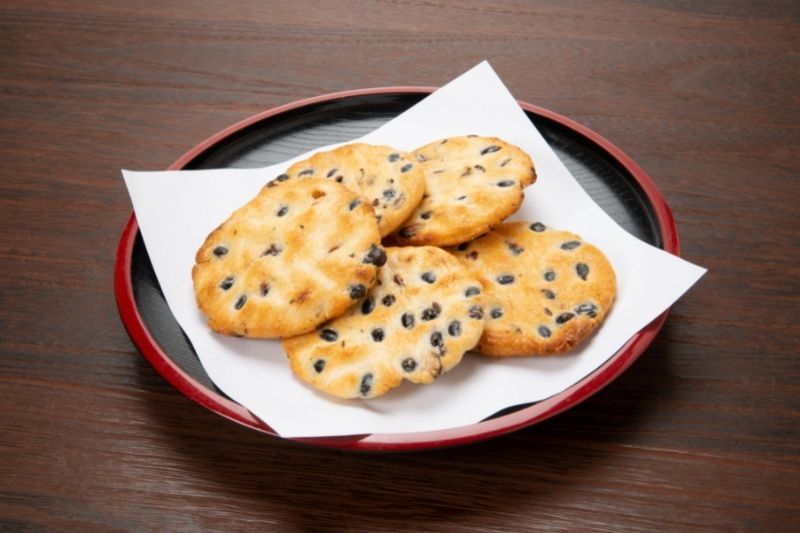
[
  {"left": 449, "top": 221, "right": 616, "bottom": 356},
  {"left": 192, "top": 178, "right": 384, "bottom": 338},
  {"left": 285, "top": 143, "right": 426, "bottom": 237},
  {"left": 283, "top": 246, "right": 487, "bottom": 399},
  {"left": 387, "top": 136, "right": 536, "bottom": 247}
]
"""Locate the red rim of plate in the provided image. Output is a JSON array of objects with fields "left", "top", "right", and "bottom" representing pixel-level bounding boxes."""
[{"left": 114, "top": 87, "right": 680, "bottom": 452}]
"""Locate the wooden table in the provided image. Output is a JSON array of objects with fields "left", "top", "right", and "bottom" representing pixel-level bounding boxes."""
[{"left": 2, "top": 1, "right": 798, "bottom": 530}]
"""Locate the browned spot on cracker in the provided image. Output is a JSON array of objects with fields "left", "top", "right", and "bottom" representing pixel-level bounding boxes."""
[
  {"left": 354, "top": 267, "right": 374, "bottom": 281},
  {"left": 294, "top": 289, "right": 311, "bottom": 304}
]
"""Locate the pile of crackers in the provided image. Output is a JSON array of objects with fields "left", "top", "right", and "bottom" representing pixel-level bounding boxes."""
[{"left": 192, "top": 137, "right": 616, "bottom": 399}]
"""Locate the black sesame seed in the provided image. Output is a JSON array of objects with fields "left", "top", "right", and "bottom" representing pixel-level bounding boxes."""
[
  {"left": 401, "top": 358, "right": 417, "bottom": 372},
  {"left": 314, "top": 359, "right": 326, "bottom": 373},
  {"left": 260, "top": 282, "right": 270, "bottom": 296},
  {"left": 326, "top": 167, "right": 338, "bottom": 178},
  {"left": 468, "top": 305, "right": 484, "bottom": 320},
  {"left": 475, "top": 164, "right": 486, "bottom": 172},
  {"left": 362, "top": 244, "right": 387, "bottom": 266},
  {"left": 544, "top": 270, "right": 556, "bottom": 282},
  {"left": 361, "top": 296, "right": 375, "bottom": 315},
  {"left": 575, "top": 302, "right": 598, "bottom": 318},
  {"left": 420, "top": 211, "right": 432, "bottom": 220},
  {"left": 335, "top": 176, "right": 343, "bottom": 183},
  {"left": 371, "top": 328, "right": 385, "bottom": 342},
  {"left": 276, "top": 205, "right": 289, "bottom": 217},
  {"left": 219, "top": 276, "right": 234, "bottom": 291},
  {"left": 480, "top": 145, "right": 501, "bottom": 155},
  {"left": 430, "top": 331, "right": 444, "bottom": 347},
  {"left": 212, "top": 245, "right": 228, "bottom": 257},
  {"left": 500, "top": 157, "right": 511, "bottom": 167},
  {"left": 457, "top": 242, "right": 469, "bottom": 251},
  {"left": 496, "top": 274, "right": 515, "bottom": 285},
  {"left": 401, "top": 312, "right": 415, "bottom": 329},
  {"left": 234, "top": 295, "right": 247, "bottom": 310},
  {"left": 448, "top": 320, "right": 462, "bottom": 337},
  {"left": 349, "top": 284, "right": 366, "bottom": 299},
  {"left": 421, "top": 303, "right": 441, "bottom": 321},
  {"left": 400, "top": 163, "right": 413, "bottom": 173},
  {"left": 507, "top": 241, "right": 523, "bottom": 255},
  {"left": 382, "top": 294, "right": 395, "bottom": 307},
  {"left": 393, "top": 274, "right": 405, "bottom": 286},
  {"left": 541, "top": 289, "right": 556, "bottom": 300},
  {"left": 382, "top": 188, "right": 396, "bottom": 200},
  {"left": 530, "top": 222, "right": 546, "bottom": 232},
  {"left": 561, "top": 241, "right": 581, "bottom": 251},
  {"left": 576, "top": 263, "right": 590, "bottom": 280},
  {"left": 276, "top": 173, "right": 289, "bottom": 182},
  {"left": 457, "top": 195, "right": 467, "bottom": 200},
  {"left": 544, "top": 307, "right": 553, "bottom": 316},
  {"left": 417, "top": 153, "right": 427, "bottom": 162},
  {"left": 360, "top": 373, "right": 373, "bottom": 396},
  {"left": 465, "top": 286, "right": 481, "bottom": 297},
  {"left": 388, "top": 153, "right": 400, "bottom": 162},
  {"left": 490, "top": 308, "right": 503, "bottom": 319},
  {"left": 399, "top": 225, "right": 418, "bottom": 238},
  {"left": 348, "top": 198, "right": 361, "bottom": 211},
  {"left": 262, "top": 243, "right": 282, "bottom": 256},
  {"left": 298, "top": 168, "right": 314, "bottom": 177},
  {"left": 556, "top": 312, "right": 575, "bottom": 325},
  {"left": 538, "top": 325, "right": 552, "bottom": 338},
  {"left": 421, "top": 271, "right": 436, "bottom": 284},
  {"left": 319, "top": 328, "right": 338, "bottom": 342},
  {"left": 497, "top": 180, "right": 515, "bottom": 187}
]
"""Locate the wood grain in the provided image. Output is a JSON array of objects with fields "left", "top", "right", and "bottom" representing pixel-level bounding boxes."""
[{"left": 1, "top": 0, "right": 799, "bottom": 531}]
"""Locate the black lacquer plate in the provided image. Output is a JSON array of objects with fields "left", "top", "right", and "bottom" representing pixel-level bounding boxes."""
[{"left": 117, "top": 89, "right": 676, "bottom": 451}]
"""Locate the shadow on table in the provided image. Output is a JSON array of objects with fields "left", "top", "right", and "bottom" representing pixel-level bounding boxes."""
[{"left": 135, "top": 322, "right": 677, "bottom": 529}]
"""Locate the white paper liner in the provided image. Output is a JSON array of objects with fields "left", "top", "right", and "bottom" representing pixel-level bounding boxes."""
[{"left": 123, "top": 62, "right": 706, "bottom": 438}]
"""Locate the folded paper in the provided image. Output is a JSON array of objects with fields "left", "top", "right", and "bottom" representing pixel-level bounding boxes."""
[{"left": 123, "top": 62, "right": 706, "bottom": 438}]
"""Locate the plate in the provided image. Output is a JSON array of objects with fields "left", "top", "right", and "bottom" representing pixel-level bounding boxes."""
[{"left": 115, "top": 88, "right": 679, "bottom": 451}]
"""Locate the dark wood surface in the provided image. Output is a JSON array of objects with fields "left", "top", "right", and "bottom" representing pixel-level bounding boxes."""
[{"left": 2, "top": 1, "right": 798, "bottom": 531}]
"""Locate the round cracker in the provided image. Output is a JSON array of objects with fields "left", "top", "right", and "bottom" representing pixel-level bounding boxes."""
[
  {"left": 449, "top": 221, "right": 616, "bottom": 356},
  {"left": 387, "top": 136, "right": 536, "bottom": 247},
  {"left": 283, "top": 143, "right": 426, "bottom": 237},
  {"left": 283, "top": 246, "right": 486, "bottom": 399},
  {"left": 192, "top": 178, "right": 385, "bottom": 338}
]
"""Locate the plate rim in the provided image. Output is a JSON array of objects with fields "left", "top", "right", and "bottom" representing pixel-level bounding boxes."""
[{"left": 115, "top": 86, "right": 680, "bottom": 451}]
